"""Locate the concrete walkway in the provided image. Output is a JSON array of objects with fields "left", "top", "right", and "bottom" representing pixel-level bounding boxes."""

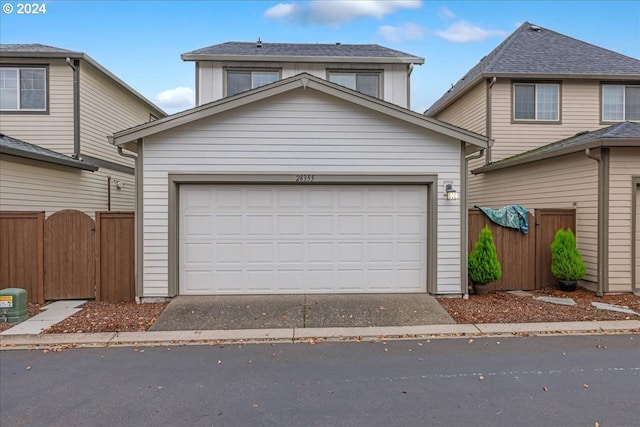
[{"left": 1, "top": 300, "right": 87, "bottom": 336}]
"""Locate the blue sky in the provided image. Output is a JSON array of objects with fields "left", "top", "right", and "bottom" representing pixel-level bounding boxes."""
[{"left": 2, "top": 0, "right": 638, "bottom": 114}]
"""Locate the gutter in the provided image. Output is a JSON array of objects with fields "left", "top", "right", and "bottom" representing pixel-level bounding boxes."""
[
  {"left": 585, "top": 148, "right": 609, "bottom": 297},
  {"left": 462, "top": 148, "right": 486, "bottom": 298},
  {"left": 66, "top": 58, "right": 81, "bottom": 159}
]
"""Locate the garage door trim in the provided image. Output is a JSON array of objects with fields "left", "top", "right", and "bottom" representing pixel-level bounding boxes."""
[{"left": 167, "top": 173, "right": 438, "bottom": 296}]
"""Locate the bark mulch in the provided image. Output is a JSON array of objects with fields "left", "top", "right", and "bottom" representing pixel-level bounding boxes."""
[{"left": 438, "top": 287, "right": 640, "bottom": 324}]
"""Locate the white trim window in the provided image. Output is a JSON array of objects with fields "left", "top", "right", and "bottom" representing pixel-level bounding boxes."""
[
  {"left": 602, "top": 84, "right": 640, "bottom": 122},
  {"left": 328, "top": 71, "right": 381, "bottom": 98},
  {"left": 513, "top": 83, "right": 559, "bottom": 121},
  {"left": 226, "top": 70, "right": 279, "bottom": 97},
  {"left": 0, "top": 67, "right": 47, "bottom": 111}
]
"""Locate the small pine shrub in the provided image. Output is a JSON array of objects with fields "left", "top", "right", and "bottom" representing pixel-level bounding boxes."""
[
  {"left": 550, "top": 229, "right": 586, "bottom": 281},
  {"left": 468, "top": 226, "right": 502, "bottom": 285}
]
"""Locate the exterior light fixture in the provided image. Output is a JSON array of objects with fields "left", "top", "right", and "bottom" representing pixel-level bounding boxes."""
[{"left": 444, "top": 182, "right": 458, "bottom": 200}]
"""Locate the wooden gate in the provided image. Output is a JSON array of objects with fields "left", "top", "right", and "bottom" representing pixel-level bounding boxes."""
[
  {"left": 469, "top": 209, "right": 536, "bottom": 291},
  {"left": 44, "top": 210, "right": 96, "bottom": 300},
  {"left": 535, "top": 209, "right": 577, "bottom": 289},
  {"left": 1, "top": 210, "right": 135, "bottom": 302},
  {"left": 469, "top": 208, "right": 576, "bottom": 291}
]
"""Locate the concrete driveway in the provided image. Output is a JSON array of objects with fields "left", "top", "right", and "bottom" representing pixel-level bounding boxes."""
[{"left": 149, "top": 294, "right": 455, "bottom": 331}]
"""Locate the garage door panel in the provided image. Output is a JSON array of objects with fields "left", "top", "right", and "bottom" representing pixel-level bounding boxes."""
[{"left": 180, "top": 184, "right": 428, "bottom": 294}]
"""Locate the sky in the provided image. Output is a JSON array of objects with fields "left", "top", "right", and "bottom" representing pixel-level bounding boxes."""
[{"left": 1, "top": 0, "right": 638, "bottom": 114}]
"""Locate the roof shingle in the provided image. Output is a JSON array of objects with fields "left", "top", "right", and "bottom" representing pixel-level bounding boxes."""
[
  {"left": 182, "top": 41, "right": 424, "bottom": 63},
  {"left": 426, "top": 22, "right": 640, "bottom": 115}
]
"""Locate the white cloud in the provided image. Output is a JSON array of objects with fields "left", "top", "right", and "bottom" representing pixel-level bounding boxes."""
[
  {"left": 154, "top": 87, "right": 195, "bottom": 112},
  {"left": 438, "top": 6, "right": 456, "bottom": 20},
  {"left": 264, "top": 3, "right": 300, "bottom": 19},
  {"left": 377, "top": 23, "right": 425, "bottom": 43},
  {"left": 435, "top": 21, "right": 507, "bottom": 43},
  {"left": 265, "top": 0, "right": 421, "bottom": 26}
]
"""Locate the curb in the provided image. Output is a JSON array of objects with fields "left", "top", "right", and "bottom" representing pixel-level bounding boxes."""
[{"left": 1, "top": 320, "right": 638, "bottom": 350}]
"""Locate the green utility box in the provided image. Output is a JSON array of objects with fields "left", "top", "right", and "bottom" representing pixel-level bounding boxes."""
[{"left": 0, "top": 288, "right": 28, "bottom": 323}]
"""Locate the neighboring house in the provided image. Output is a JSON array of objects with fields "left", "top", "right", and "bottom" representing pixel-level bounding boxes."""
[
  {"left": 0, "top": 44, "right": 166, "bottom": 218},
  {"left": 181, "top": 40, "right": 424, "bottom": 108},
  {"left": 471, "top": 122, "right": 640, "bottom": 294},
  {"left": 111, "top": 71, "right": 488, "bottom": 300},
  {"left": 425, "top": 23, "right": 640, "bottom": 294}
]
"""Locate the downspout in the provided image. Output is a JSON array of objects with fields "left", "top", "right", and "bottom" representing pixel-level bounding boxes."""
[
  {"left": 586, "top": 147, "right": 608, "bottom": 297},
  {"left": 407, "top": 64, "right": 414, "bottom": 109},
  {"left": 117, "top": 145, "right": 141, "bottom": 301},
  {"left": 66, "top": 58, "right": 81, "bottom": 159},
  {"left": 462, "top": 148, "right": 486, "bottom": 298},
  {"left": 485, "top": 77, "right": 497, "bottom": 164}
]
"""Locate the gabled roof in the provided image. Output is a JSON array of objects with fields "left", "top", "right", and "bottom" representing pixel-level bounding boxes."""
[
  {"left": 0, "top": 133, "right": 98, "bottom": 171},
  {"left": 182, "top": 41, "right": 424, "bottom": 64},
  {"left": 0, "top": 43, "right": 166, "bottom": 117},
  {"left": 426, "top": 22, "right": 640, "bottom": 116},
  {"left": 472, "top": 122, "right": 640, "bottom": 174},
  {"left": 111, "top": 73, "right": 487, "bottom": 151}
]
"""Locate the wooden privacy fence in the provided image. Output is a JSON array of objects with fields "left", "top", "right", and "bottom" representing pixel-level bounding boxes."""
[
  {"left": 468, "top": 208, "right": 576, "bottom": 292},
  {"left": 0, "top": 210, "right": 134, "bottom": 303}
]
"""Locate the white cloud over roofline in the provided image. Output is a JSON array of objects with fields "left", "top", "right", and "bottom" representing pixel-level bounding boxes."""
[
  {"left": 154, "top": 86, "right": 195, "bottom": 113},
  {"left": 265, "top": 0, "right": 421, "bottom": 25},
  {"left": 435, "top": 21, "right": 507, "bottom": 43}
]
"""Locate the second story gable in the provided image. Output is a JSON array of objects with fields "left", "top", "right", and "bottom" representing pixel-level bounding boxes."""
[
  {"left": 182, "top": 40, "right": 424, "bottom": 109},
  {"left": 424, "top": 22, "right": 640, "bottom": 162}
]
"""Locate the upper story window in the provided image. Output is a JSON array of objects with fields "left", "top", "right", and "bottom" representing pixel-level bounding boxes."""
[
  {"left": 602, "top": 84, "right": 640, "bottom": 122},
  {"left": 0, "top": 66, "right": 47, "bottom": 112},
  {"left": 328, "top": 71, "right": 381, "bottom": 98},
  {"left": 226, "top": 69, "right": 279, "bottom": 97},
  {"left": 513, "top": 82, "right": 559, "bottom": 122}
]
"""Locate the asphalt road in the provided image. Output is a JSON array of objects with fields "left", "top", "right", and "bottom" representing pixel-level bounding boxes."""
[{"left": 1, "top": 334, "right": 639, "bottom": 427}]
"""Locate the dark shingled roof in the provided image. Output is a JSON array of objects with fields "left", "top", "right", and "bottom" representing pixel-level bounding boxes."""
[
  {"left": 473, "top": 122, "right": 640, "bottom": 174},
  {"left": 0, "top": 43, "right": 79, "bottom": 54},
  {"left": 182, "top": 41, "right": 424, "bottom": 63},
  {"left": 0, "top": 133, "right": 98, "bottom": 171},
  {"left": 426, "top": 22, "right": 640, "bottom": 115}
]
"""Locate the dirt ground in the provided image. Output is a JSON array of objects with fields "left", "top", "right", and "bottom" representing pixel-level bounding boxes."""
[{"left": 0, "top": 287, "right": 638, "bottom": 334}]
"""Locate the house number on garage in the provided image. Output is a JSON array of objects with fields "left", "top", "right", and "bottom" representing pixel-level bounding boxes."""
[{"left": 295, "top": 174, "right": 315, "bottom": 183}]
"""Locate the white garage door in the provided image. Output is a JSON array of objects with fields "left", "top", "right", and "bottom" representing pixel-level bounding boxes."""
[{"left": 179, "top": 184, "right": 427, "bottom": 294}]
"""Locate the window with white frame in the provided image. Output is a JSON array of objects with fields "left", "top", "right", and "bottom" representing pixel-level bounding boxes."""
[
  {"left": 0, "top": 66, "right": 47, "bottom": 111},
  {"left": 328, "top": 71, "right": 381, "bottom": 98},
  {"left": 602, "top": 84, "right": 640, "bottom": 121},
  {"left": 226, "top": 70, "right": 279, "bottom": 97},
  {"left": 513, "top": 82, "right": 559, "bottom": 121}
]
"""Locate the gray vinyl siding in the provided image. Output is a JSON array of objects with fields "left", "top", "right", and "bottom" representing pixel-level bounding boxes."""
[
  {"left": 0, "top": 59, "right": 74, "bottom": 155},
  {"left": 0, "top": 155, "right": 135, "bottom": 219},
  {"left": 197, "top": 62, "right": 410, "bottom": 108},
  {"left": 78, "top": 62, "right": 156, "bottom": 166},
  {"left": 434, "top": 81, "right": 486, "bottom": 135},
  {"left": 608, "top": 148, "right": 640, "bottom": 292},
  {"left": 469, "top": 152, "right": 599, "bottom": 284},
  {"left": 140, "top": 89, "right": 462, "bottom": 297}
]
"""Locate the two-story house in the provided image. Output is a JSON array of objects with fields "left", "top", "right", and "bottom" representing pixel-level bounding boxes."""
[
  {"left": 425, "top": 23, "right": 640, "bottom": 294},
  {"left": 110, "top": 41, "right": 489, "bottom": 301},
  {"left": 0, "top": 44, "right": 166, "bottom": 218}
]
